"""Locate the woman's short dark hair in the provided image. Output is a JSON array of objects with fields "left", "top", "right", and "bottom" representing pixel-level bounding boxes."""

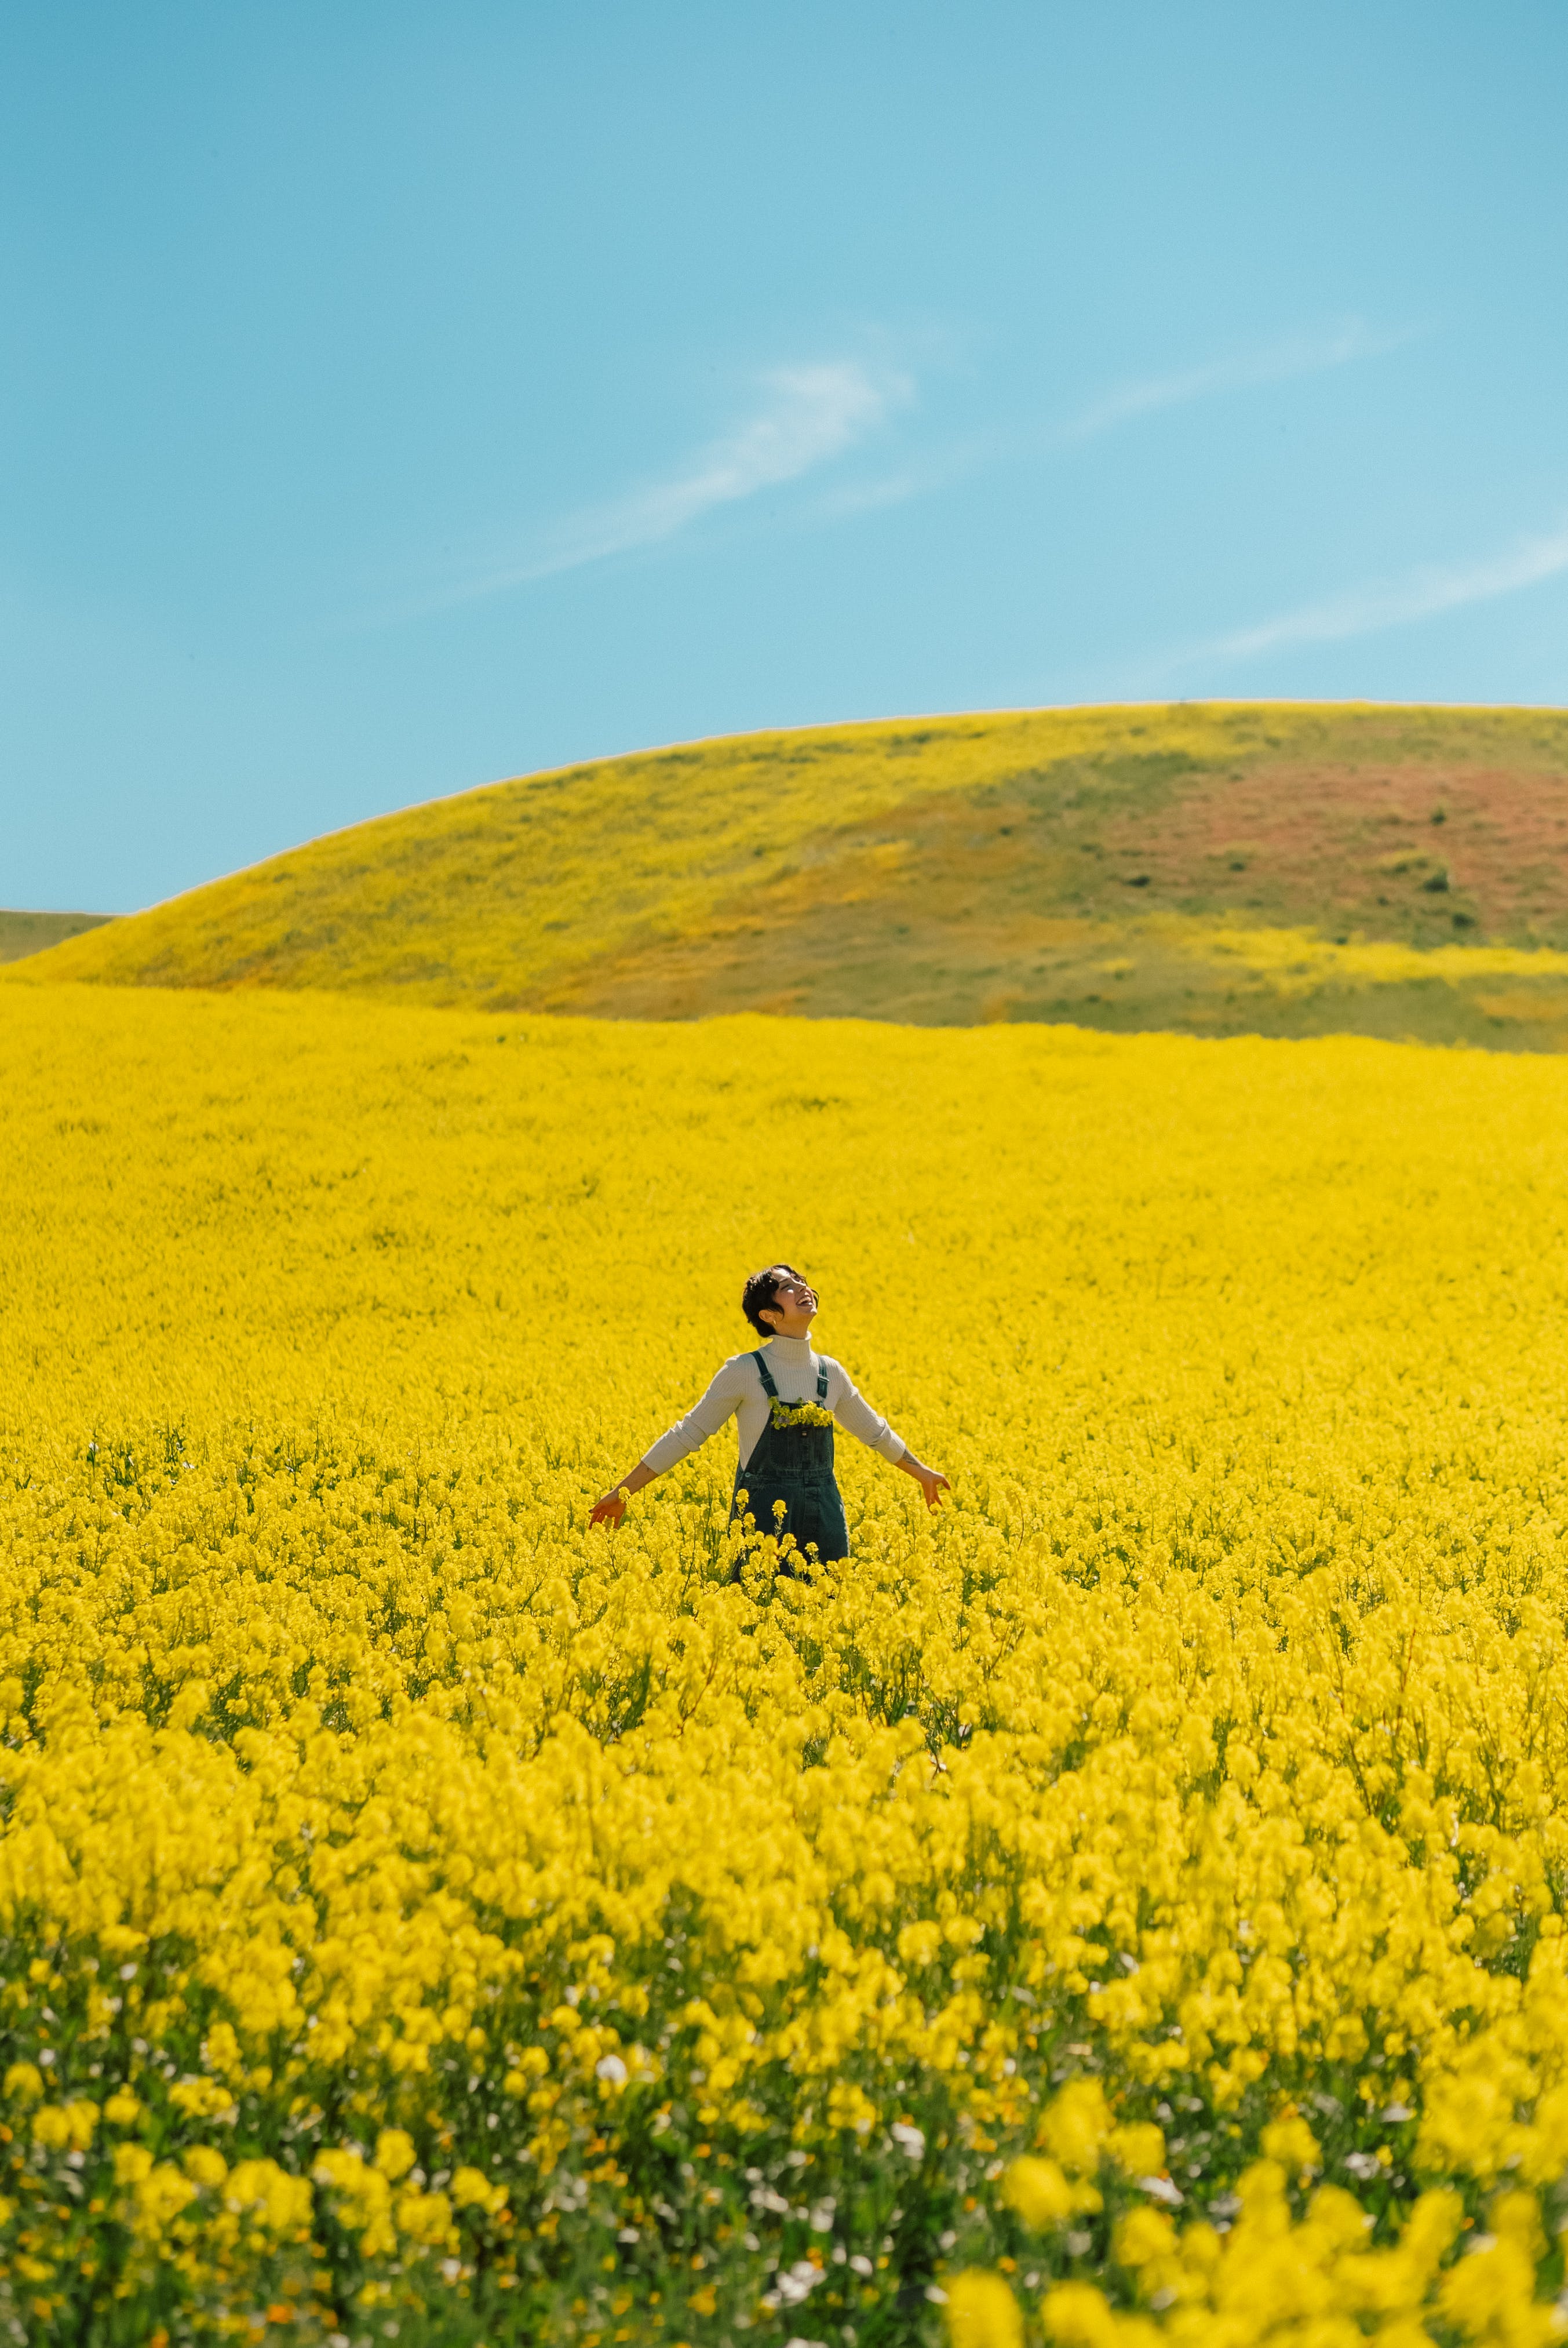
[{"left": 742, "top": 1264, "right": 807, "bottom": 1337}]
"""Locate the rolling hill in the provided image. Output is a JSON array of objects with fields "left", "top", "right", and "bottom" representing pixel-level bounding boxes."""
[{"left": 12, "top": 701, "right": 1568, "bottom": 1047}]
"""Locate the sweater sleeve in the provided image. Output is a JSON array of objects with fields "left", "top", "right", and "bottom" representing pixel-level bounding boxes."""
[
  {"left": 640, "top": 1358, "right": 750, "bottom": 1475},
  {"left": 827, "top": 1362, "right": 906, "bottom": 1464}
]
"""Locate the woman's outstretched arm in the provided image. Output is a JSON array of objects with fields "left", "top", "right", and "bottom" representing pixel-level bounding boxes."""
[
  {"left": 825, "top": 1363, "right": 948, "bottom": 1508},
  {"left": 589, "top": 1357, "right": 750, "bottom": 1526}
]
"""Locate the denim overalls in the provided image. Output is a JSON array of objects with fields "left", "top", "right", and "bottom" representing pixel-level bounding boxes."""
[{"left": 731, "top": 1349, "right": 850, "bottom": 1565}]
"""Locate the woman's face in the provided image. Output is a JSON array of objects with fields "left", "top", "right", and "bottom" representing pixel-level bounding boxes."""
[{"left": 761, "top": 1273, "right": 818, "bottom": 1337}]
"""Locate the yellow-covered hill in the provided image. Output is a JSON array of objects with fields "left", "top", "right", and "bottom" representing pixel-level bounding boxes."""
[{"left": 14, "top": 701, "right": 1568, "bottom": 1046}]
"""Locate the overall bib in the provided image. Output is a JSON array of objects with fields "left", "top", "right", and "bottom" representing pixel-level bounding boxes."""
[{"left": 731, "top": 1350, "right": 851, "bottom": 1566}]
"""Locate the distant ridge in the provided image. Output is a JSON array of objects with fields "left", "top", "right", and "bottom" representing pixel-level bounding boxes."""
[
  {"left": 0, "top": 909, "right": 111, "bottom": 966},
  {"left": 12, "top": 703, "right": 1568, "bottom": 1049}
]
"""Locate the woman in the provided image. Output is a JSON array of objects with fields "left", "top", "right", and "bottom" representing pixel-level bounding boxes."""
[{"left": 589, "top": 1263, "right": 949, "bottom": 1561}]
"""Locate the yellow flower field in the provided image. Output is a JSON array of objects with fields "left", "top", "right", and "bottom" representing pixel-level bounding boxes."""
[{"left": 5, "top": 979, "right": 1568, "bottom": 2345}]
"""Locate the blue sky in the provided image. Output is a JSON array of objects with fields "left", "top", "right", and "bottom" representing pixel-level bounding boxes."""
[{"left": 4, "top": 2, "right": 1567, "bottom": 913}]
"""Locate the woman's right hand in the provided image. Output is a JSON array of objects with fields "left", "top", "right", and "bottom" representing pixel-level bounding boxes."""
[{"left": 590, "top": 1461, "right": 655, "bottom": 1527}]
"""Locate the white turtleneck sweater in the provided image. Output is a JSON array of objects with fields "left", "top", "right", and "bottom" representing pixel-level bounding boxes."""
[{"left": 640, "top": 1334, "right": 907, "bottom": 1477}]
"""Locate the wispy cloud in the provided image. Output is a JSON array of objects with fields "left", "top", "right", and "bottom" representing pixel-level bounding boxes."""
[
  {"left": 1060, "top": 318, "right": 1415, "bottom": 443},
  {"left": 808, "top": 433, "right": 995, "bottom": 523},
  {"left": 356, "top": 315, "right": 1413, "bottom": 631},
  {"left": 444, "top": 361, "right": 907, "bottom": 606},
  {"left": 1204, "top": 520, "right": 1568, "bottom": 662},
  {"left": 800, "top": 321, "right": 1413, "bottom": 530}
]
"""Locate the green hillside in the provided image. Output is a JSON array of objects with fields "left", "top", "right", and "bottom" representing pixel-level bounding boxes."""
[
  {"left": 13, "top": 702, "right": 1568, "bottom": 1047},
  {"left": 0, "top": 909, "right": 110, "bottom": 965}
]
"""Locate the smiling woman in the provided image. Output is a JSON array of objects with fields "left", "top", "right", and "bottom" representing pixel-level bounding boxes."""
[{"left": 589, "top": 1259, "right": 949, "bottom": 1559}]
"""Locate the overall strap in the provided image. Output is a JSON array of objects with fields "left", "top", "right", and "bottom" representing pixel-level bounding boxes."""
[
  {"left": 752, "top": 1350, "right": 780, "bottom": 1399},
  {"left": 816, "top": 1361, "right": 829, "bottom": 1401}
]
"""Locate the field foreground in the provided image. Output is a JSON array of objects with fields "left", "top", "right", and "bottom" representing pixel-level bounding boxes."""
[{"left": 5, "top": 985, "right": 1568, "bottom": 2344}]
